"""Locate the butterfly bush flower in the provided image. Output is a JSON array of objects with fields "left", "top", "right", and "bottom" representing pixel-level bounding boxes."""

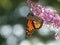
[
  {"left": 27, "top": 0, "right": 60, "bottom": 40},
  {"left": 55, "top": 33, "right": 60, "bottom": 40}
]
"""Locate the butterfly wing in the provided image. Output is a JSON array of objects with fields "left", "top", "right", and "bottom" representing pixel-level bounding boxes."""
[
  {"left": 26, "top": 14, "right": 34, "bottom": 37},
  {"left": 33, "top": 21, "right": 41, "bottom": 29},
  {"left": 32, "top": 16, "right": 43, "bottom": 29}
]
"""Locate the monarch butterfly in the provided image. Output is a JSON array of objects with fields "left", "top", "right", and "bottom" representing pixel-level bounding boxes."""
[{"left": 26, "top": 13, "right": 43, "bottom": 37}]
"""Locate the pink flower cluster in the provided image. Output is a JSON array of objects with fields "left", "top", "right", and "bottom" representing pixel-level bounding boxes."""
[
  {"left": 55, "top": 33, "right": 60, "bottom": 40},
  {"left": 27, "top": 0, "right": 60, "bottom": 40},
  {"left": 27, "top": 0, "right": 60, "bottom": 28}
]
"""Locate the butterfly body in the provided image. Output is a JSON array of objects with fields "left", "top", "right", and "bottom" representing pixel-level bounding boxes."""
[{"left": 26, "top": 13, "right": 43, "bottom": 37}]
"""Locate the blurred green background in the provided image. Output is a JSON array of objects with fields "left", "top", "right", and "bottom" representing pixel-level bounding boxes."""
[{"left": 0, "top": 0, "right": 60, "bottom": 45}]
